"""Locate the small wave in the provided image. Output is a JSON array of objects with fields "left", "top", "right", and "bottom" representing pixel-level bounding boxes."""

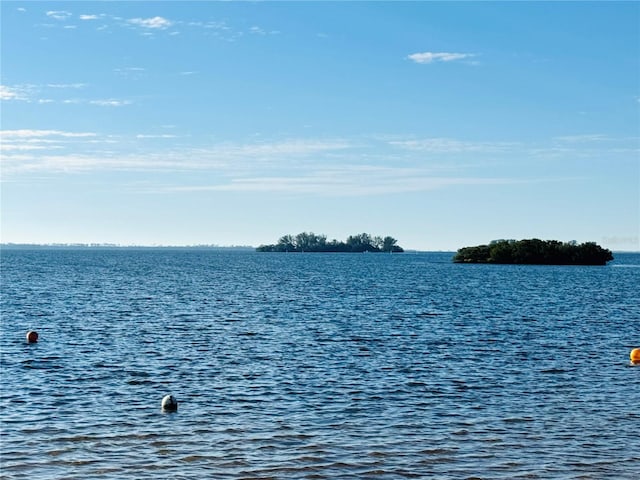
[{"left": 540, "top": 368, "right": 576, "bottom": 374}]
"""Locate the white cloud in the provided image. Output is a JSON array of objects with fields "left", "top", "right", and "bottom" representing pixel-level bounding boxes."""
[
  {"left": 0, "top": 85, "right": 26, "bottom": 100},
  {"left": 249, "top": 26, "right": 279, "bottom": 35},
  {"left": 46, "top": 10, "right": 72, "bottom": 21},
  {"left": 89, "top": 99, "right": 132, "bottom": 107},
  {"left": 114, "top": 67, "right": 146, "bottom": 79},
  {"left": 128, "top": 16, "right": 172, "bottom": 29},
  {"left": 407, "top": 52, "right": 474, "bottom": 64},
  {"left": 223, "top": 139, "right": 351, "bottom": 157},
  {"left": 0, "top": 137, "right": 352, "bottom": 176},
  {"left": 36, "top": 12, "right": 275, "bottom": 43},
  {"left": 1, "top": 130, "right": 98, "bottom": 168},
  {"left": 1, "top": 144, "right": 54, "bottom": 151},
  {"left": 388, "top": 138, "right": 515, "bottom": 153},
  {"left": 1, "top": 151, "right": 218, "bottom": 175},
  {"left": 1, "top": 133, "right": 591, "bottom": 197},
  {"left": 46, "top": 83, "right": 87, "bottom": 89},
  {"left": 553, "top": 134, "right": 609, "bottom": 143},
  {"left": 0, "top": 130, "right": 96, "bottom": 139},
  {"left": 0, "top": 85, "right": 130, "bottom": 106},
  {"left": 164, "top": 166, "right": 524, "bottom": 197},
  {"left": 136, "top": 134, "right": 178, "bottom": 139},
  {"left": 1, "top": 83, "right": 89, "bottom": 103}
]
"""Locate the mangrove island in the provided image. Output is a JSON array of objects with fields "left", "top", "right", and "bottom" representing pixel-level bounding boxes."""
[
  {"left": 257, "top": 232, "right": 404, "bottom": 253},
  {"left": 453, "top": 239, "right": 613, "bottom": 265}
]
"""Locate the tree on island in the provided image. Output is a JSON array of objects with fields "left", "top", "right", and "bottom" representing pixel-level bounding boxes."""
[
  {"left": 453, "top": 239, "right": 613, "bottom": 265},
  {"left": 256, "top": 232, "right": 404, "bottom": 253}
]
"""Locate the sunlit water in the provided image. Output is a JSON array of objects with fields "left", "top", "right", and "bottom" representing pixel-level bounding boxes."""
[{"left": 1, "top": 249, "right": 639, "bottom": 479}]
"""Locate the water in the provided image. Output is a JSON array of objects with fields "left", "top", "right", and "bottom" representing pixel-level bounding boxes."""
[{"left": 1, "top": 249, "right": 639, "bottom": 479}]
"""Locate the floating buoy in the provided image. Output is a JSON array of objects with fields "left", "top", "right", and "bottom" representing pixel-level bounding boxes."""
[
  {"left": 161, "top": 394, "right": 178, "bottom": 412},
  {"left": 630, "top": 348, "right": 640, "bottom": 365},
  {"left": 26, "top": 330, "right": 39, "bottom": 343}
]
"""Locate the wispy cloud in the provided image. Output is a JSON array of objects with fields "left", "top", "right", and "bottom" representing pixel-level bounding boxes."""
[
  {"left": 46, "top": 10, "right": 72, "bottom": 21},
  {"left": 388, "top": 137, "right": 515, "bottom": 153},
  {"left": 36, "top": 11, "right": 275, "bottom": 42},
  {"left": 0, "top": 129, "right": 96, "bottom": 139},
  {"left": 219, "top": 139, "right": 351, "bottom": 158},
  {"left": 46, "top": 83, "right": 86, "bottom": 89},
  {"left": 89, "top": 99, "right": 132, "bottom": 107},
  {"left": 163, "top": 166, "right": 527, "bottom": 197},
  {"left": 0, "top": 136, "right": 351, "bottom": 176},
  {"left": 114, "top": 67, "right": 146, "bottom": 80},
  {"left": 249, "top": 26, "right": 280, "bottom": 35},
  {"left": 136, "top": 134, "right": 179, "bottom": 139},
  {"left": 128, "top": 16, "right": 172, "bottom": 30},
  {"left": 4, "top": 132, "right": 625, "bottom": 197},
  {"left": 1, "top": 144, "right": 59, "bottom": 151},
  {"left": 407, "top": 52, "right": 475, "bottom": 64},
  {"left": 1, "top": 83, "right": 88, "bottom": 103},
  {"left": 1, "top": 130, "right": 98, "bottom": 168},
  {"left": 553, "top": 134, "right": 610, "bottom": 143},
  {"left": 0, "top": 83, "right": 131, "bottom": 107},
  {"left": 0, "top": 85, "right": 29, "bottom": 101}
]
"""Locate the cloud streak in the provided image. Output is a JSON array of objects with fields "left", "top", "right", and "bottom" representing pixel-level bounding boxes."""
[
  {"left": 0, "top": 130, "right": 564, "bottom": 199},
  {"left": 128, "top": 16, "right": 173, "bottom": 29},
  {"left": 0, "top": 83, "right": 131, "bottom": 107},
  {"left": 88, "top": 99, "right": 132, "bottom": 107},
  {"left": 162, "top": 166, "right": 531, "bottom": 197},
  {"left": 35, "top": 10, "right": 276, "bottom": 42},
  {"left": 0, "top": 136, "right": 352, "bottom": 175},
  {"left": 46, "top": 10, "right": 72, "bottom": 21},
  {"left": 3, "top": 130, "right": 626, "bottom": 198},
  {"left": 407, "top": 51, "right": 475, "bottom": 64},
  {"left": 0, "top": 85, "right": 26, "bottom": 100},
  {"left": 389, "top": 137, "right": 516, "bottom": 153},
  {"left": 0, "top": 129, "right": 96, "bottom": 139}
]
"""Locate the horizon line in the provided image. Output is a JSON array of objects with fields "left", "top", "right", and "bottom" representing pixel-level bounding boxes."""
[
  {"left": 0, "top": 242, "right": 454, "bottom": 253},
  {"left": 1, "top": 243, "right": 638, "bottom": 254}
]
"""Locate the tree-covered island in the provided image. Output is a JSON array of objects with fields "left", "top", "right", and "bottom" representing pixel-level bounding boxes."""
[
  {"left": 257, "top": 232, "right": 404, "bottom": 253},
  {"left": 453, "top": 239, "right": 613, "bottom": 265}
]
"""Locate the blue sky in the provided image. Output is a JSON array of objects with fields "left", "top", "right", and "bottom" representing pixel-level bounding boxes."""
[{"left": 1, "top": 1, "right": 638, "bottom": 251}]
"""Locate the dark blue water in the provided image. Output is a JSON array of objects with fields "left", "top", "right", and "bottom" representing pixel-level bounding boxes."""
[{"left": 1, "top": 249, "right": 639, "bottom": 479}]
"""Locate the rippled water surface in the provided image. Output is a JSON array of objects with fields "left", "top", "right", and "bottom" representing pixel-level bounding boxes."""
[{"left": 1, "top": 249, "right": 639, "bottom": 479}]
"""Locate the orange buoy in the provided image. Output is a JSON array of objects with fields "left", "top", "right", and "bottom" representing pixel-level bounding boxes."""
[
  {"left": 631, "top": 348, "right": 640, "bottom": 364},
  {"left": 26, "top": 330, "right": 39, "bottom": 343}
]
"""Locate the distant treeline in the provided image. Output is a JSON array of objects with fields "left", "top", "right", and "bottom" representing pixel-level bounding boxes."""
[
  {"left": 453, "top": 239, "right": 613, "bottom": 265},
  {"left": 257, "top": 232, "right": 404, "bottom": 253},
  {"left": 0, "top": 243, "right": 254, "bottom": 251}
]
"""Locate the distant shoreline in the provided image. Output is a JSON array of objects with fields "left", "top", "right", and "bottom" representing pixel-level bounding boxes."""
[
  {"left": 0, "top": 244, "right": 432, "bottom": 254},
  {"left": 0, "top": 243, "right": 255, "bottom": 251},
  {"left": 1, "top": 244, "right": 637, "bottom": 254}
]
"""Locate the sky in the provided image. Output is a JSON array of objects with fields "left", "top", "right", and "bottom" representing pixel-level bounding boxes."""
[{"left": 1, "top": 1, "right": 639, "bottom": 251}]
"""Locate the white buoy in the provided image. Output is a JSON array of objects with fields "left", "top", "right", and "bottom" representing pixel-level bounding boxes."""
[{"left": 161, "top": 394, "right": 178, "bottom": 412}]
